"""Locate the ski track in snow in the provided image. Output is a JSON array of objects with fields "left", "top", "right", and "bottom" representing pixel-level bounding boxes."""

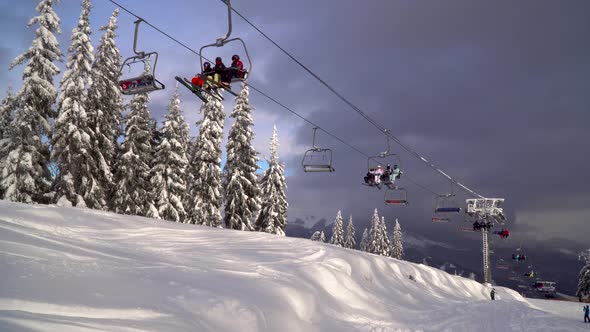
[{"left": 0, "top": 201, "right": 585, "bottom": 332}]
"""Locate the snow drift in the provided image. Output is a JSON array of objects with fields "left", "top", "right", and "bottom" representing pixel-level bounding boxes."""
[{"left": 0, "top": 201, "right": 582, "bottom": 331}]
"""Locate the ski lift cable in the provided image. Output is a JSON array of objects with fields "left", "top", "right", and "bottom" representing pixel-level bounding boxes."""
[
  {"left": 229, "top": 5, "right": 485, "bottom": 199},
  {"left": 106, "top": 0, "right": 441, "bottom": 197}
]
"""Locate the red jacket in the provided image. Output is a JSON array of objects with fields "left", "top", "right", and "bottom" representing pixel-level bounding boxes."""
[{"left": 232, "top": 59, "right": 244, "bottom": 71}]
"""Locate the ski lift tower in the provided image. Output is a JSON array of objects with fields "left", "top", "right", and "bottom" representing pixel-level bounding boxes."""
[{"left": 466, "top": 198, "right": 506, "bottom": 285}]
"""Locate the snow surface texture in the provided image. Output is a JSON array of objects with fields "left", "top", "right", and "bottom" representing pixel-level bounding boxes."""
[{"left": 0, "top": 201, "right": 584, "bottom": 332}]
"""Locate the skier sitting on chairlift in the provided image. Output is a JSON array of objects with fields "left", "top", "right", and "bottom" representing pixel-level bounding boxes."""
[
  {"left": 495, "top": 229, "right": 510, "bottom": 238},
  {"left": 374, "top": 165, "right": 384, "bottom": 188},
  {"left": 512, "top": 254, "right": 526, "bottom": 262},
  {"left": 382, "top": 164, "right": 402, "bottom": 189},
  {"left": 364, "top": 167, "right": 376, "bottom": 185},
  {"left": 193, "top": 62, "right": 217, "bottom": 90},
  {"left": 214, "top": 57, "right": 230, "bottom": 86},
  {"left": 226, "top": 54, "right": 246, "bottom": 81},
  {"left": 202, "top": 62, "right": 215, "bottom": 78},
  {"left": 473, "top": 221, "right": 482, "bottom": 231}
]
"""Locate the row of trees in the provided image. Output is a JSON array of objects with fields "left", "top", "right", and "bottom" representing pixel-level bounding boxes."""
[
  {"left": 312, "top": 209, "right": 404, "bottom": 260},
  {"left": 577, "top": 250, "right": 590, "bottom": 301},
  {"left": 0, "top": 0, "right": 288, "bottom": 234}
]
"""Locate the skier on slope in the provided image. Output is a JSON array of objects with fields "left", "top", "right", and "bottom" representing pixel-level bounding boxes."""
[
  {"left": 583, "top": 304, "right": 589, "bottom": 323},
  {"left": 490, "top": 288, "right": 496, "bottom": 300}
]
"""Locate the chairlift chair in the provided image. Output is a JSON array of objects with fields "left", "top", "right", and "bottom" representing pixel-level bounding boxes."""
[
  {"left": 198, "top": 0, "right": 252, "bottom": 92},
  {"left": 385, "top": 187, "right": 408, "bottom": 205},
  {"left": 119, "top": 19, "right": 165, "bottom": 95},
  {"left": 434, "top": 194, "right": 462, "bottom": 213},
  {"left": 364, "top": 130, "right": 401, "bottom": 187},
  {"left": 459, "top": 226, "right": 476, "bottom": 232},
  {"left": 301, "top": 127, "right": 335, "bottom": 173}
]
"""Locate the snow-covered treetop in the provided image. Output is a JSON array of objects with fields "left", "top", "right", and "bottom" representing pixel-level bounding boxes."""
[
  {"left": 270, "top": 125, "right": 279, "bottom": 163},
  {"left": 10, "top": 0, "right": 63, "bottom": 71}
]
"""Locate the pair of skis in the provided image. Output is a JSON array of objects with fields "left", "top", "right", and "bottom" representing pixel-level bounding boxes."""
[{"left": 174, "top": 75, "right": 237, "bottom": 102}]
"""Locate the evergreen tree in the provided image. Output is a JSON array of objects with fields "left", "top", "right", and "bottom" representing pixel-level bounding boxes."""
[
  {"left": 52, "top": 0, "right": 97, "bottom": 207},
  {"left": 223, "top": 84, "right": 260, "bottom": 230},
  {"left": 0, "top": 87, "right": 16, "bottom": 151},
  {"left": 1, "top": 0, "right": 62, "bottom": 203},
  {"left": 359, "top": 228, "right": 369, "bottom": 252},
  {"left": 344, "top": 214, "right": 356, "bottom": 249},
  {"left": 186, "top": 95, "right": 225, "bottom": 226},
  {"left": 111, "top": 91, "right": 158, "bottom": 217},
  {"left": 329, "top": 210, "right": 345, "bottom": 247},
  {"left": 320, "top": 230, "right": 326, "bottom": 242},
  {"left": 390, "top": 218, "right": 404, "bottom": 260},
  {"left": 310, "top": 231, "right": 322, "bottom": 242},
  {"left": 0, "top": 89, "right": 16, "bottom": 199},
  {"left": 85, "top": 8, "right": 123, "bottom": 207},
  {"left": 367, "top": 209, "right": 391, "bottom": 256},
  {"left": 255, "top": 126, "right": 288, "bottom": 235},
  {"left": 151, "top": 87, "right": 189, "bottom": 222},
  {"left": 576, "top": 263, "right": 590, "bottom": 301}
]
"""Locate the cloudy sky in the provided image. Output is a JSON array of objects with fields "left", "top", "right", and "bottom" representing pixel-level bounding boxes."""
[{"left": 1, "top": 0, "right": 589, "bottom": 251}]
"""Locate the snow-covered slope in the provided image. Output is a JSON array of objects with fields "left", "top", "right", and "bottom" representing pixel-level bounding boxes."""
[{"left": 0, "top": 201, "right": 584, "bottom": 331}]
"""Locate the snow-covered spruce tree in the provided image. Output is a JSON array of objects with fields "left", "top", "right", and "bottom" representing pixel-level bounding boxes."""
[
  {"left": 52, "top": 0, "right": 98, "bottom": 207},
  {"left": 359, "top": 228, "right": 369, "bottom": 252},
  {"left": 576, "top": 263, "right": 590, "bottom": 301},
  {"left": 330, "top": 210, "right": 345, "bottom": 247},
  {"left": 1, "top": 0, "right": 62, "bottom": 203},
  {"left": 255, "top": 125, "right": 288, "bottom": 235},
  {"left": 367, "top": 209, "right": 391, "bottom": 256},
  {"left": 310, "top": 231, "right": 322, "bottom": 241},
  {"left": 390, "top": 218, "right": 404, "bottom": 260},
  {"left": 150, "top": 86, "right": 189, "bottom": 222},
  {"left": 111, "top": 91, "right": 158, "bottom": 217},
  {"left": 0, "top": 89, "right": 16, "bottom": 198},
  {"left": 0, "top": 87, "right": 16, "bottom": 151},
  {"left": 85, "top": 8, "right": 123, "bottom": 208},
  {"left": 186, "top": 95, "right": 225, "bottom": 226},
  {"left": 344, "top": 214, "right": 356, "bottom": 249},
  {"left": 223, "top": 84, "right": 260, "bottom": 230},
  {"left": 9, "top": 0, "right": 62, "bottom": 137}
]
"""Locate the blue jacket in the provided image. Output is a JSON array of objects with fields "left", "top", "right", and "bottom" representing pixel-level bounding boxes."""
[{"left": 584, "top": 306, "right": 589, "bottom": 315}]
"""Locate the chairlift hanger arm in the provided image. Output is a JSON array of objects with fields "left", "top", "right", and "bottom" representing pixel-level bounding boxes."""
[
  {"left": 133, "top": 18, "right": 145, "bottom": 57},
  {"left": 220, "top": 0, "right": 233, "bottom": 42}
]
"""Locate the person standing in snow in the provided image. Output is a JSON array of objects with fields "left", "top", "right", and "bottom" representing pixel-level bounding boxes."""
[
  {"left": 490, "top": 288, "right": 496, "bottom": 300},
  {"left": 583, "top": 304, "right": 589, "bottom": 323}
]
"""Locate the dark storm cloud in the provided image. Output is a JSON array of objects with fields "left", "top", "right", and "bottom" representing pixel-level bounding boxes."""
[{"left": 235, "top": 0, "right": 590, "bottom": 247}]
